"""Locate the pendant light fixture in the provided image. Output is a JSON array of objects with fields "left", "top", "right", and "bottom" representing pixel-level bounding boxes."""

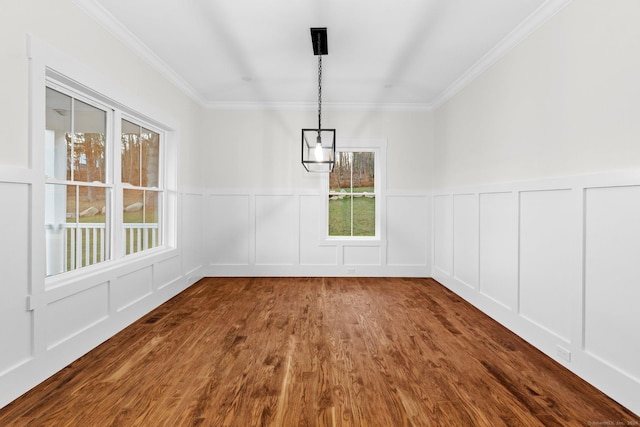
[{"left": 302, "top": 27, "right": 336, "bottom": 173}]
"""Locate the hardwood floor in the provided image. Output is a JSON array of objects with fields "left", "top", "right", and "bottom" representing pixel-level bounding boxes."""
[{"left": 1, "top": 277, "right": 637, "bottom": 426}]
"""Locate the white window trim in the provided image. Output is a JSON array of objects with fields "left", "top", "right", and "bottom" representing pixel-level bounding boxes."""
[
  {"left": 320, "top": 137, "right": 387, "bottom": 245},
  {"left": 28, "top": 35, "right": 179, "bottom": 290}
]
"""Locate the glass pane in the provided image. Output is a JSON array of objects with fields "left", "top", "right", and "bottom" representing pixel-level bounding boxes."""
[
  {"left": 122, "top": 120, "right": 140, "bottom": 186},
  {"left": 141, "top": 127, "right": 160, "bottom": 187},
  {"left": 144, "top": 191, "right": 160, "bottom": 224},
  {"left": 45, "top": 184, "right": 108, "bottom": 276},
  {"left": 45, "top": 88, "right": 107, "bottom": 183},
  {"left": 76, "top": 186, "right": 108, "bottom": 268},
  {"left": 121, "top": 120, "right": 160, "bottom": 187},
  {"left": 73, "top": 100, "right": 107, "bottom": 183},
  {"left": 328, "top": 195, "right": 352, "bottom": 236},
  {"left": 123, "top": 188, "right": 161, "bottom": 255},
  {"left": 45, "top": 88, "right": 72, "bottom": 181},
  {"left": 329, "top": 152, "right": 352, "bottom": 192},
  {"left": 45, "top": 183, "right": 73, "bottom": 275},
  {"left": 352, "top": 152, "right": 375, "bottom": 193},
  {"left": 353, "top": 196, "right": 375, "bottom": 236}
]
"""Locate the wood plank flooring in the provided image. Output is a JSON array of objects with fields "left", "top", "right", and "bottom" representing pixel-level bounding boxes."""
[{"left": 1, "top": 277, "right": 637, "bottom": 426}]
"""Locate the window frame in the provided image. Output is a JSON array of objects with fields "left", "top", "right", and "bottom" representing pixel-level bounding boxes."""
[
  {"left": 321, "top": 138, "right": 386, "bottom": 244},
  {"left": 30, "top": 37, "right": 178, "bottom": 289},
  {"left": 44, "top": 79, "right": 169, "bottom": 278},
  {"left": 118, "top": 114, "right": 166, "bottom": 258}
]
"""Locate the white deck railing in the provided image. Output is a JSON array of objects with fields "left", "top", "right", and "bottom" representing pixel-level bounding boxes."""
[
  {"left": 123, "top": 223, "right": 159, "bottom": 255},
  {"left": 46, "top": 222, "right": 159, "bottom": 272}
]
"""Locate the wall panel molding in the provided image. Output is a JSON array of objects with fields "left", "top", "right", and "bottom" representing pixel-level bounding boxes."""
[
  {"left": 203, "top": 189, "right": 431, "bottom": 277},
  {"left": 432, "top": 170, "right": 640, "bottom": 416},
  {"left": 0, "top": 186, "right": 204, "bottom": 409}
]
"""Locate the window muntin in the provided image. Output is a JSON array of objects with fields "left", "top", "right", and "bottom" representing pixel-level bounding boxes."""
[{"left": 328, "top": 151, "right": 376, "bottom": 237}]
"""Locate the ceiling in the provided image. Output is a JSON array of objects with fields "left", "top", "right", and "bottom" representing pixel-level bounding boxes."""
[{"left": 78, "top": 0, "right": 569, "bottom": 109}]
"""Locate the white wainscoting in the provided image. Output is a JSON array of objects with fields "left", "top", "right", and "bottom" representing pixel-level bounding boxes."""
[
  {"left": 478, "top": 192, "right": 518, "bottom": 310},
  {"left": 0, "top": 166, "right": 205, "bottom": 409},
  {"left": 584, "top": 186, "right": 640, "bottom": 385},
  {"left": 255, "top": 195, "right": 298, "bottom": 265},
  {"left": 432, "top": 171, "right": 640, "bottom": 416},
  {"left": 0, "top": 181, "right": 33, "bottom": 377},
  {"left": 204, "top": 190, "right": 430, "bottom": 277}
]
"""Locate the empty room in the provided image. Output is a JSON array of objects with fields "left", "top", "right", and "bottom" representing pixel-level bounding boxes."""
[{"left": 1, "top": 0, "right": 639, "bottom": 425}]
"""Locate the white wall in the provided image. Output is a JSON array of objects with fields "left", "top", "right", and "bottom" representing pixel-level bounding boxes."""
[
  {"left": 0, "top": 0, "right": 204, "bottom": 408},
  {"left": 202, "top": 108, "right": 433, "bottom": 191},
  {"left": 434, "top": 0, "right": 640, "bottom": 188},
  {"left": 433, "top": 0, "right": 640, "bottom": 416},
  {"left": 200, "top": 108, "right": 433, "bottom": 277}
]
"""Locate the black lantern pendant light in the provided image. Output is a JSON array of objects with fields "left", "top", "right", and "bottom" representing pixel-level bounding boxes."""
[{"left": 302, "top": 27, "right": 336, "bottom": 173}]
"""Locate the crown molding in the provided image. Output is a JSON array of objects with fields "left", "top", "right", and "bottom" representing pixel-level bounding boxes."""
[
  {"left": 74, "top": 0, "right": 572, "bottom": 112},
  {"left": 429, "top": 0, "right": 573, "bottom": 110},
  {"left": 73, "top": 0, "right": 207, "bottom": 107}
]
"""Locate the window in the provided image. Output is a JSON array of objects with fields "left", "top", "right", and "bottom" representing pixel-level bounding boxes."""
[
  {"left": 121, "top": 119, "right": 162, "bottom": 255},
  {"left": 328, "top": 151, "right": 376, "bottom": 237},
  {"left": 45, "top": 87, "right": 110, "bottom": 275},
  {"left": 44, "top": 83, "right": 165, "bottom": 277}
]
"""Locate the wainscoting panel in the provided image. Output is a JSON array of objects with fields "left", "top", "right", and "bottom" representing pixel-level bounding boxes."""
[
  {"left": 204, "top": 195, "right": 250, "bottom": 265},
  {"left": 113, "top": 266, "right": 153, "bottom": 312},
  {"left": 255, "top": 195, "right": 297, "bottom": 265},
  {"left": 0, "top": 182, "right": 33, "bottom": 375},
  {"left": 387, "top": 195, "right": 429, "bottom": 266},
  {"left": 203, "top": 190, "right": 430, "bottom": 277},
  {"left": 343, "top": 246, "right": 381, "bottom": 266},
  {"left": 46, "top": 282, "right": 109, "bottom": 349},
  {"left": 299, "top": 195, "right": 337, "bottom": 266},
  {"left": 155, "top": 255, "right": 182, "bottom": 289},
  {"left": 478, "top": 192, "right": 518, "bottom": 309},
  {"left": 181, "top": 193, "right": 203, "bottom": 275},
  {"left": 453, "top": 194, "right": 479, "bottom": 289},
  {"left": 432, "top": 171, "right": 640, "bottom": 416},
  {"left": 519, "top": 189, "right": 574, "bottom": 341},
  {"left": 433, "top": 195, "right": 453, "bottom": 275},
  {"left": 585, "top": 185, "right": 640, "bottom": 382}
]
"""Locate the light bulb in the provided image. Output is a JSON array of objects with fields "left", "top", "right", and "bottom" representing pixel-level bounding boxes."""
[{"left": 313, "top": 136, "right": 323, "bottom": 161}]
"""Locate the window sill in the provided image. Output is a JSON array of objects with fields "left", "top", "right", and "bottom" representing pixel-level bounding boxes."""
[
  {"left": 44, "top": 246, "right": 178, "bottom": 291},
  {"left": 319, "top": 237, "right": 386, "bottom": 247}
]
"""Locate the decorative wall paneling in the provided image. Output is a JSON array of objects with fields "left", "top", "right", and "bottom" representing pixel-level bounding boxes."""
[
  {"left": 0, "top": 164, "right": 204, "bottom": 408},
  {"left": 203, "top": 190, "right": 430, "bottom": 277},
  {"left": 432, "top": 171, "right": 640, "bottom": 416}
]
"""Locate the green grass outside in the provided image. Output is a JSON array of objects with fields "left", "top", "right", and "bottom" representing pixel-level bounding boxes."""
[{"left": 329, "top": 196, "right": 375, "bottom": 236}]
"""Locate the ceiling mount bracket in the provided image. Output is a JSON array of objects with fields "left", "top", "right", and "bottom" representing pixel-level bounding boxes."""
[{"left": 310, "top": 27, "right": 328, "bottom": 55}]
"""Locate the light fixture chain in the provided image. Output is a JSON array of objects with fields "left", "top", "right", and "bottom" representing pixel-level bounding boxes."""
[{"left": 318, "top": 54, "right": 322, "bottom": 131}]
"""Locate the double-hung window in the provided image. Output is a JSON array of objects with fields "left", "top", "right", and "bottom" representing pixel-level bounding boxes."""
[
  {"left": 45, "top": 86, "right": 110, "bottom": 275},
  {"left": 121, "top": 119, "right": 162, "bottom": 256},
  {"left": 328, "top": 151, "right": 377, "bottom": 236},
  {"left": 44, "top": 82, "right": 165, "bottom": 277}
]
